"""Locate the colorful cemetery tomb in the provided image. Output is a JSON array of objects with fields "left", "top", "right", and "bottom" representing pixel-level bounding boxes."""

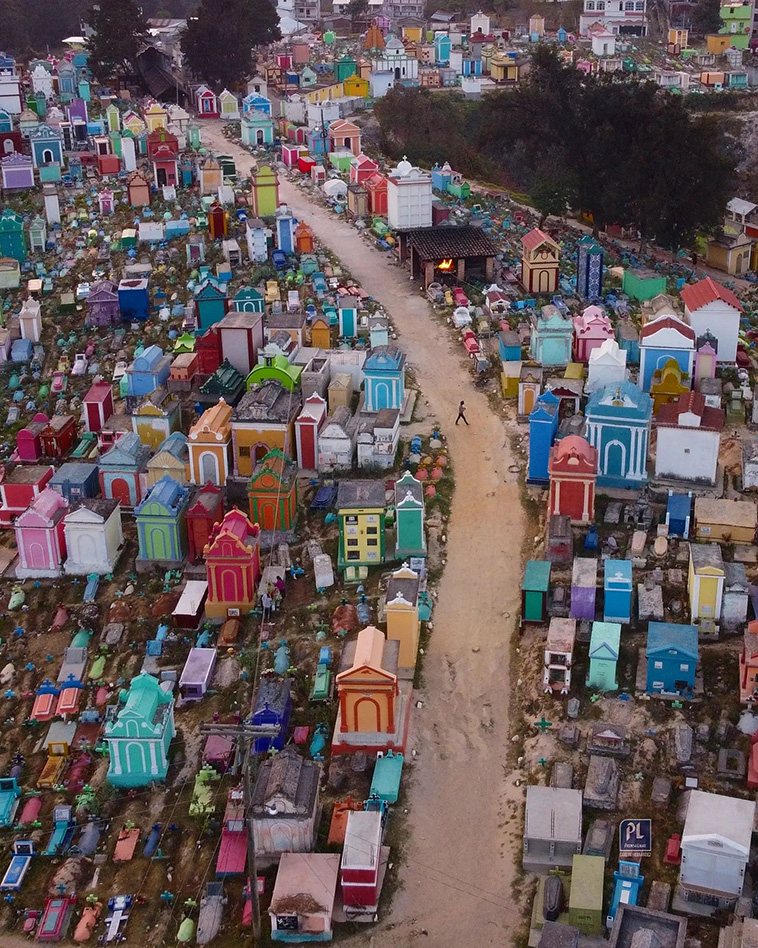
[
  {"left": 587, "top": 621, "right": 621, "bottom": 691},
  {"left": 14, "top": 488, "right": 68, "bottom": 578},
  {"left": 528, "top": 391, "right": 560, "bottom": 484},
  {"left": 252, "top": 677, "right": 291, "bottom": 753},
  {"left": 394, "top": 471, "right": 426, "bottom": 563},
  {"left": 217, "top": 310, "right": 263, "bottom": 378},
  {"left": 195, "top": 86, "right": 219, "bottom": 118},
  {"left": 384, "top": 566, "right": 421, "bottom": 679},
  {"left": 571, "top": 557, "right": 598, "bottom": 620},
  {"left": 740, "top": 622, "right": 758, "bottom": 702},
  {"left": 679, "top": 790, "right": 754, "bottom": 907},
  {"left": 576, "top": 235, "right": 604, "bottom": 300},
  {"left": 126, "top": 170, "right": 151, "bottom": 207},
  {"left": 573, "top": 305, "right": 614, "bottom": 364},
  {"left": 28, "top": 124, "right": 63, "bottom": 167},
  {"left": 655, "top": 392, "right": 723, "bottom": 485},
  {"left": 568, "top": 855, "right": 605, "bottom": 935},
  {"left": 245, "top": 220, "right": 269, "bottom": 264},
  {"left": 681, "top": 277, "right": 742, "bottom": 364},
  {"left": 48, "top": 461, "right": 99, "bottom": 501},
  {"left": 336, "top": 479, "right": 385, "bottom": 577},
  {"left": 135, "top": 475, "right": 190, "bottom": 566},
  {"left": 251, "top": 165, "right": 279, "bottom": 217},
  {"left": 693, "top": 497, "right": 757, "bottom": 544},
  {"left": 167, "top": 354, "right": 198, "bottom": 394},
  {"left": 522, "top": 786, "right": 582, "bottom": 871},
  {"left": 204, "top": 509, "right": 261, "bottom": 619},
  {"left": 268, "top": 853, "right": 340, "bottom": 941},
  {"left": 363, "top": 346, "right": 406, "bottom": 412},
  {"left": 118, "top": 277, "right": 150, "bottom": 322},
  {"left": 587, "top": 338, "right": 627, "bottom": 394},
  {"left": 195, "top": 368, "right": 242, "bottom": 420},
  {"left": 18, "top": 298, "right": 42, "bottom": 342},
  {"left": 188, "top": 400, "right": 233, "bottom": 487},
  {"left": 230, "top": 381, "right": 300, "bottom": 476},
  {"left": 295, "top": 394, "right": 327, "bottom": 470},
  {"left": 131, "top": 389, "right": 180, "bottom": 450},
  {"left": 86, "top": 280, "right": 119, "bottom": 328},
  {"left": 646, "top": 621, "right": 698, "bottom": 697},
  {"left": 603, "top": 559, "right": 633, "bottom": 624},
  {"left": 522, "top": 559, "right": 551, "bottom": 624},
  {"left": 217, "top": 786, "right": 246, "bottom": 876},
  {"left": 82, "top": 379, "right": 114, "bottom": 433},
  {"left": 544, "top": 617, "right": 576, "bottom": 693},
  {"left": 688, "top": 543, "right": 724, "bottom": 632},
  {"left": 521, "top": 228, "right": 560, "bottom": 295},
  {"left": 530, "top": 304, "right": 573, "bottom": 367},
  {"left": 585, "top": 382, "right": 653, "bottom": 488},
  {"left": 666, "top": 490, "right": 692, "bottom": 539},
  {"left": 195, "top": 279, "right": 229, "bottom": 331},
  {"left": 1, "top": 153, "right": 34, "bottom": 191},
  {"left": 241, "top": 110, "right": 274, "bottom": 146},
  {"left": 251, "top": 747, "right": 320, "bottom": 859},
  {"left": 0, "top": 208, "right": 26, "bottom": 261},
  {"left": 334, "top": 625, "right": 408, "bottom": 754},
  {"left": 0, "top": 464, "right": 54, "bottom": 525},
  {"left": 179, "top": 648, "right": 216, "bottom": 703},
  {"left": 247, "top": 449, "right": 298, "bottom": 532},
  {"left": 622, "top": 268, "right": 666, "bottom": 302},
  {"left": 98, "top": 433, "right": 150, "bottom": 507},
  {"left": 105, "top": 672, "right": 175, "bottom": 788},
  {"left": 186, "top": 482, "right": 223, "bottom": 562},
  {"left": 195, "top": 327, "right": 221, "bottom": 375},
  {"left": 548, "top": 435, "right": 597, "bottom": 524},
  {"left": 63, "top": 499, "right": 123, "bottom": 575},
  {"left": 518, "top": 365, "right": 542, "bottom": 417},
  {"left": 340, "top": 810, "right": 385, "bottom": 916}
]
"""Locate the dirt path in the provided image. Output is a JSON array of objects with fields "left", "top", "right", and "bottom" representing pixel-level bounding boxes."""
[{"left": 200, "top": 124, "right": 527, "bottom": 947}]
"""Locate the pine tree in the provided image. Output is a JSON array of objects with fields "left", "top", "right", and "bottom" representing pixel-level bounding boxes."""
[
  {"left": 181, "top": 0, "right": 281, "bottom": 91},
  {"left": 86, "top": 0, "right": 149, "bottom": 84}
]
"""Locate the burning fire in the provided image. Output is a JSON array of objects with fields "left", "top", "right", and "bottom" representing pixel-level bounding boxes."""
[{"left": 437, "top": 259, "right": 454, "bottom": 271}]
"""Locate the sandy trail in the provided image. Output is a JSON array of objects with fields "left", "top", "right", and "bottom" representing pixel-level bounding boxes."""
[{"left": 200, "top": 123, "right": 527, "bottom": 947}]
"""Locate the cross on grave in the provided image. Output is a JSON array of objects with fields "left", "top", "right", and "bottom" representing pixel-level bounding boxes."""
[
  {"left": 534, "top": 716, "right": 553, "bottom": 733},
  {"left": 538, "top": 758, "right": 548, "bottom": 767}
]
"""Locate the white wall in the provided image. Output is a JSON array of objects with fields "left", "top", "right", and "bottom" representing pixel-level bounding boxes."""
[
  {"left": 655, "top": 426, "right": 719, "bottom": 485},
  {"left": 687, "top": 300, "right": 739, "bottom": 363}
]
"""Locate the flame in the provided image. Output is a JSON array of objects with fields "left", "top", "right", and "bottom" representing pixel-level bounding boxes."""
[{"left": 437, "top": 259, "right": 454, "bottom": 271}]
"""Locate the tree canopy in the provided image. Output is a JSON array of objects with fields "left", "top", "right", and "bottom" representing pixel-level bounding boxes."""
[
  {"left": 691, "top": 0, "right": 722, "bottom": 35},
  {"left": 0, "top": 0, "right": 88, "bottom": 56},
  {"left": 181, "top": 0, "right": 281, "bottom": 91},
  {"left": 86, "top": 0, "right": 150, "bottom": 83},
  {"left": 375, "top": 47, "right": 736, "bottom": 250}
]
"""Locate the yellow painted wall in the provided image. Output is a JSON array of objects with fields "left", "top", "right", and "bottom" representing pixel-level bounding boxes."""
[{"left": 386, "top": 600, "right": 420, "bottom": 672}]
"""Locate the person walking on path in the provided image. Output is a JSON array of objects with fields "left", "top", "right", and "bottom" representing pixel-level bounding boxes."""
[{"left": 455, "top": 400, "right": 469, "bottom": 426}]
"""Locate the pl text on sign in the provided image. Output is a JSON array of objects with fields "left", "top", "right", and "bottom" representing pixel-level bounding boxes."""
[{"left": 619, "top": 819, "right": 652, "bottom": 857}]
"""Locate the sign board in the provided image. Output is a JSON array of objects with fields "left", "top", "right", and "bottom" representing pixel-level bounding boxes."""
[{"left": 619, "top": 819, "right": 651, "bottom": 857}]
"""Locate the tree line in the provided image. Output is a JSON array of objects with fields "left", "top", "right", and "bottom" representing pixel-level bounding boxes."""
[{"left": 374, "top": 47, "right": 737, "bottom": 250}]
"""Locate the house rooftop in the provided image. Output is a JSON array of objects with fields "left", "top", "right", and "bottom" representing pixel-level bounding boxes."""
[
  {"left": 525, "top": 786, "right": 582, "bottom": 842},
  {"left": 680, "top": 276, "right": 743, "bottom": 314},
  {"left": 682, "top": 788, "right": 755, "bottom": 853},
  {"left": 694, "top": 496, "right": 757, "bottom": 529},
  {"left": 336, "top": 479, "right": 386, "bottom": 509},
  {"left": 405, "top": 225, "right": 498, "bottom": 260},
  {"left": 690, "top": 542, "right": 724, "bottom": 571},
  {"left": 233, "top": 381, "right": 300, "bottom": 424},
  {"left": 647, "top": 621, "right": 698, "bottom": 659},
  {"left": 608, "top": 905, "right": 687, "bottom": 948},
  {"left": 251, "top": 746, "right": 319, "bottom": 816}
]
